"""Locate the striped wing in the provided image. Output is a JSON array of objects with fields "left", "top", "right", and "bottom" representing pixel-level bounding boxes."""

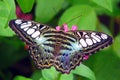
[
  {"left": 9, "top": 19, "right": 113, "bottom": 74},
  {"left": 72, "top": 30, "right": 113, "bottom": 55},
  {"left": 53, "top": 30, "right": 112, "bottom": 73},
  {"left": 9, "top": 19, "right": 55, "bottom": 68},
  {"left": 9, "top": 19, "right": 50, "bottom": 45}
]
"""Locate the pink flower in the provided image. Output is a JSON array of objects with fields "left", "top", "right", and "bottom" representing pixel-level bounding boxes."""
[
  {"left": 56, "top": 24, "right": 78, "bottom": 32},
  {"left": 83, "top": 55, "right": 89, "bottom": 60}
]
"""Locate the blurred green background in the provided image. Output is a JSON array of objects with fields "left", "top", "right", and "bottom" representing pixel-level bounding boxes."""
[{"left": 0, "top": 0, "right": 120, "bottom": 80}]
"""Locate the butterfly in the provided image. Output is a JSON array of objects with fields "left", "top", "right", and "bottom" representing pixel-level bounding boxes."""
[{"left": 9, "top": 19, "right": 113, "bottom": 74}]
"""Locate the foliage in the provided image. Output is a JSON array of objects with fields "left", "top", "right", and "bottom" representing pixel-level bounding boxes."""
[{"left": 0, "top": 0, "right": 120, "bottom": 80}]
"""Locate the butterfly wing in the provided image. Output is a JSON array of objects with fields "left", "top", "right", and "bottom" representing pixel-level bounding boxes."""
[
  {"left": 9, "top": 19, "right": 50, "bottom": 45},
  {"left": 29, "top": 45, "right": 54, "bottom": 69},
  {"left": 9, "top": 19, "right": 55, "bottom": 68},
  {"left": 72, "top": 30, "right": 113, "bottom": 55},
  {"left": 54, "top": 30, "right": 112, "bottom": 73}
]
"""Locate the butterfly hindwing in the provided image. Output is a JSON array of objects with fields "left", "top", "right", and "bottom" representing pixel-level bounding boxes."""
[
  {"left": 54, "top": 49, "right": 83, "bottom": 73},
  {"left": 29, "top": 46, "right": 54, "bottom": 69}
]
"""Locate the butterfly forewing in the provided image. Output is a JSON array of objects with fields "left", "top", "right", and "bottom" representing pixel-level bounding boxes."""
[
  {"left": 9, "top": 19, "right": 50, "bottom": 45},
  {"left": 72, "top": 31, "right": 112, "bottom": 56},
  {"left": 9, "top": 19, "right": 113, "bottom": 74}
]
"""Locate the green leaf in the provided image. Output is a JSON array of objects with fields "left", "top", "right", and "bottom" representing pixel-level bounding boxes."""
[
  {"left": 0, "top": 0, "right": 16, "bottom": 36},
  {"left": 59, "top": 5, "right": 97, "bottom": 30},
  {"left": 35, "top": 0, "right": 64, "bottom": 23},
  {"left": 42, "top": 67, "right": 60, "bottom": 80},
  {"left": 111, "top": 0, "right": 120, "bottom": 16},
  {"left": 16, "top": 0, "right": 35, "bottom": 13},
  {"left": 42, "top": 67, "right": 74, "bottom": 80},
  {"left": 113, "top": 34, "right": 120, "bottom": 58},
  {"left": 96, "top": 23, "right": 112, "bottom": 36},
  {"left": 60, "top": 74, "right": 73, "bottom": 80},
  {"left": 91, "top": 0, "right": 112, "bottom": 12},
  {"left": 31, "top": 70, "right": 42, "bottom": 80},
  {"left": 39, "top": 77, "right": 46, "bottom": 80},
  {"left": 0, "top": 37, "right": 27, "bottom": 69},
  {"left": 68, "top": 0, "right": 92, "bottom": 5},
  {"left": 72, "top": 64, "right": 96, "bottom": 80},
  {"left": 0, "top": 26, "right": 15, "bottom": 36},
  {"left": 86, "top": 48, "right": 120, "bottom": 80},
  {"left": 13, "top": 75, "right": 32, "bottom": 80}
]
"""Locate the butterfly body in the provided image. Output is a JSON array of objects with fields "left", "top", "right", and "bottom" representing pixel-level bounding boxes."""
[{"left": 9, "top": 19, "right": 112, "bottom": 73}]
